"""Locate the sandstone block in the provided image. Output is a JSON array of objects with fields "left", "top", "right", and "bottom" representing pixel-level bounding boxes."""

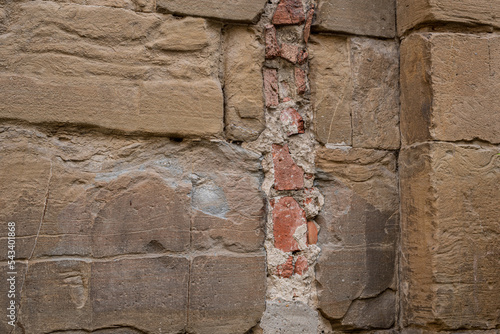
[
  {"left": 341, "top": 290, "right": 396, "bottom": 329},
  {"left": 188, "top": 255, "right": 266, "bottom": 334},
  {"left": 400, "top": 142, "right": 500, "bottom": 329},
  {"left": 315, "top": 147, "right": 398, "bottom": 326},
  {"left": 313, "top": 0, "right": 396, "bottom": 38},
  {"left": 260, "top": 299, "right": 319, "bottom": 334},
  {"left": 309, "top": 35, "right": 400, "bottom": 148},
  {"left": 0, "top": 2, "right": 224, "bottom": 137},
  {"left": 401, "top": 33, "right": 500, "bottom": 145},
  {"left": 224, "top": 26, "right": 265, "bottom": 142},
  {"left": 272, "top": 197, "right": 307, "bottom": 252},
  {"left": 156, "top": 0, "right": 267, "bottom": 23},
  {"left": 397, "top": 0, "right": 500, "bottom": 35}
]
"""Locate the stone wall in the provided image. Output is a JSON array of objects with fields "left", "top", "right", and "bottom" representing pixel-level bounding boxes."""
[{"left": 0, "top": 0, "right": 498, "bottom": 333}]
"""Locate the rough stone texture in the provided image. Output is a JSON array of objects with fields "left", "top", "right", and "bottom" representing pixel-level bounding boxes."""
[
  {"left": 294, "top": 256, "right": 309, "bottom": 275},
  {"left": 272, "top": 144, "right": 305, "bottom": 190},
  {"left": 265, "top": 24, "right": 281, "bottom": 59},
  {"left": 0, "top": 125, "right": 266, "bottom": 333},
  {"left": 294, "top": 67, "right": 308, "bottom": 95},
  {"left": 260, "top": 299, "right": 319, "bottom": 334},
  {"left": 280, "top": 107, "right": 305, "bottom": 136},
  {"left": 272, "top": 197, "right": 307, "bottom": 252},
  {"left": 224, "top": 26, "right": 265, "bottom": 142},
  {"left": 0, "top": 2, "right": 224, "bottom": 138},
  {"left": 400, "top": 33, "right": 500, "bottom": 145},
  {"left": 303, "top": 6, "right": 315, "bottom": 43},
  {"left": 272, "top": 0, "right": 306, "bottom": 25},
  {"left": 309, "top": 35, "right": 399, "bottom": 148},
  {"left": 315, "top": 147, "right": 398, "bottom": 326},
  {"left": 264, "top": 68, "right": 280, "bottom": 107},
  {"left": 281, "top": 43, "right": 302, "bottom": 64},
  {"left": 341, "top": 290, "right": 396, "bottom": 329},
  {"left": 397, "top": 0, "right": 500, "bottom": 35},
  {"left": 156, "top": 0, "right": 267, "bottom": 23},
  {"left": 400, "top": 142, "right": 500, "bottom": 330},
  {"left": 313, "top": 0, "right": 396, "bottom": 38},
  {"left": 277, "top": 256, "right": 295, "bottom": 278}
]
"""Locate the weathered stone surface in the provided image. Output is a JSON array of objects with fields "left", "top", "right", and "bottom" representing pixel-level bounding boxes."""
[
  {"left": 400, "top": 142, "right": 500, "bottom": 329},
  {"left": 0, "top": 262, "right": 27, "bottom": 334},
  {"left": 341, "top": 290, "right": 396, "bottom": 329},
  {"left": 260, "top": 299, "right": 319, "bottom": 334},
  {"left": 0, "top": 125, "right": 267, "bottom": 332},
  {"left": 310, "top": 35, "right": 400, "bottom": 148},
  {"left": 313, "top": 0, "right": 396, "bottom": 38},
  {"left": 0, "top": 2, "right": 224, "bottom": 137},
  {"left": 156, "top": 0, "right": 267, "bottom": 23},
  {"left": 272, "top": 144, "right": 305, "bottom": 190},
  {"left": 280, "top": 107, "right": 305, "bottom": 136},
  {"left": 272, "top": 197, "right": 307, "bottom": 252},
  {"left": 401, "top": 33, "right": 500, "bottom": 145},
  {"left": 397, "top": 0, "right": 500, "bottom": 35},
  {"left": 264, "top": 68, "right": 280, "bottom": 107},
  {"left": 309, "top": 35, "right": 352, "bottom": 145},
  {"left": 272, "top": 0, "right": 306, "bottom": 25},
  {"left": 188, "top": 255, "right": 266, "bottom": 334},
  {"left": 224, "top": 26, "right": 265, "bottom": 141},
  {"left": 315, "top": 147, "right": 398, "bottom": 325}
]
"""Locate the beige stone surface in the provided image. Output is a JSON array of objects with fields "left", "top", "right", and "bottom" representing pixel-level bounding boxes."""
[
  {"left": 0, "top": 2, "right": 224, "bottom": 137},
  {"left": 397, "top": 0, "right": 500, "bottom": 35},
  {"left": 315, "top": 147, "right": 398, "bottom": 326},
  {"left": 0, "top": 125, "right": 267, "bottom": 333},
  {"left": 156, "top": 0, "right": 267, "bottom": 23},
  {"left": 314, "top": 0, "right": 396, "bottom": 38},
  {"left": 224, "top": 26, "right": 265, "bottom": 142},
  {"left": 400, "top": 142, "right": 500, "bottom": 329},
  {"left": 309, "top": 35, "right": 400, "bottom": 148},
  {"left": 401, "top": 33, "right": 500, "bottom": 145}
]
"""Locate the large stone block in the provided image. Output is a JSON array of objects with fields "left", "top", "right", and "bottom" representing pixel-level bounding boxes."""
[
  {"left": 315, "top": 147, "right": 398, "bottom": 326},
  {"left": 313, "top": 0, "right": 396, "bottom": 38},
  {"left": 188, "top": 255, "right": 266, "bottom": 334},
  {"left": 309, "top": 35, "right": 400, "bottom": 149},
  {"left": 400, "top": 142, "right": 500, "bottom": 329},
  {"left": 156, "top": 0, "right": 267, "bottom": 23},
  {"left": 397, "top": 0, "right": 500, "bottom": 35},
  {"left": 401, "top": 33, "right": 500, "bottom": 145},
  {"left": 0, "top": 2, "right": 224, "bottom": 137},
  {"left": 224, "top": 26, "right": 265, "bottom": 141}
]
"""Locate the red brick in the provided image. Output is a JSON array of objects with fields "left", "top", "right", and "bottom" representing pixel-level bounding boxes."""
[
  {"left": 280, "top": 43, "right": 300, "bottom": 63},
  {"left": 294, "top": 67, "right": 307, "bottom": 95},
  {"left": 263, "top": 68, "right": 279, "bottom": 107},
  {"left": 280, "top": 107, "right": 305, "bottom": 136},
  {"left": 265, "top": 24, "right": 280, "bottom": 59},
  {"left": 272, "top": 144, "right": 304, "bottom": 191},
  {"left": 294, "top": 255, "right": 309, "bottom": 275},
  {"left": 277, "top": 256, "right": 294, "bottom": 278},
  {"left": 297, "top": 49, "right": 308, "bottom": 64},
  {"left": 303, "top": 6, "right": 315, "bottom": 43},
  {"left": 307, "top": 221, "right": 318, "bottom": 245},
  {"left": 273, "top": 197, "right": 307, "bottom": 252},
  {"left": 272, "top": 0, "right": 306, "bottom": 25}
]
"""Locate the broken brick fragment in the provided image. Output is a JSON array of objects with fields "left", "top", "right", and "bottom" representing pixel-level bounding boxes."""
[
  {"left": 294, "top": 256, "right": 309, "bottom": 275},
  {"left": 303, "top": 6, "right": 315, "bottom": 43},
  {"left": 272, "top": 144, "right": 304, "bottom": 190},
  {"left": 263, "top": 68, "right": 279, "bottom": 107},
  {"left": 272, "top": 0, "right": 306, "bottom": 25},
  {"left": 280, "top": 43, "right": 300, "bottom": 63},
  {"left": 294, "top": 67, "right": 307, "bottom": 95},
  {"left": 265, "top": 24, "right": 280, "bottom": 59},
  {"left": 277, "top": 256, "right": 294, "bottom": 278},
  {"left": 273, "top": 196, "right": 307, "bottom": 252},
  {"left": 297, "top": 50, "right": 308, "bottom": 64},
  {"left": 280, "top": 107, "right": 305, "bottom": 136},
  {"left": 307, "top": 221, "right": 318, "bottom": 245}
]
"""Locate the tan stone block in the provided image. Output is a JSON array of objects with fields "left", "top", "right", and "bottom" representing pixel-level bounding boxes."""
[
  {"left": 315, "top": 147, "right": 398, "bottom": 325},
  {"left": 400, "top": 142, "right": 500, "bottom": 329},
  {"left": 313, "top": 0, "right": 396, "bottom": 38},
  {"left": 401, "top": 33, "right": 500, "bottom": 145},
  {"left": 309, "top": 35, "right": 352, "bottom": 145},
  {"left": 224, "top": 26, "right": 265, "bottom": 141},
  {"left": 310, "top": 36, "right": 399, "bottom": 148},
  {"left": 397, "top": 0, "right": 500, "bottom": 35},
  {"left": 188, "top": 255, "right": 266, "bottom": 334},
  {"left": 156, "top": 0, "right": 267, "bottom": 23}
]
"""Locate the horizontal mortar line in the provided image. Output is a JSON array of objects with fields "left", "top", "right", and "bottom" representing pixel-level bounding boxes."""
[
  {"left": 0, "top": 250, "right": 266, "bottom": 264},
  {"left": 401, "top": 140, "right": 500, "bottom": 150},
  {"left": 400, "top": 24, "right": 500, "bottom": 39}
]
